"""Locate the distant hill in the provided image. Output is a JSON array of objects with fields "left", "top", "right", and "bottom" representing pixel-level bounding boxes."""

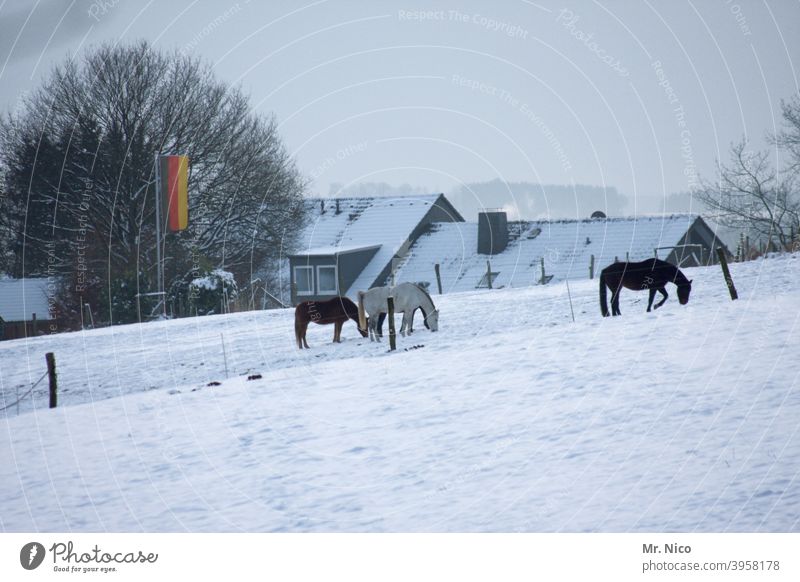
[{"left": 448, "top": 179, "right": 628, "bottom": 220}]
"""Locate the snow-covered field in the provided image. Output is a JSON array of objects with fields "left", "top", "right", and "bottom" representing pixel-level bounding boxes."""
[{"left": 1, "top": 254, "right": 798, "bottom": 532}]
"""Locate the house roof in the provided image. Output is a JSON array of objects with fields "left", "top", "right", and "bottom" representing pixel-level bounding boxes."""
[
  {"left": 290, "top": 244, "right": 381, "bottom": 257},
  {"left": 395, "top": 214, "right": 705, "bottom": 292},
  {"left": 0, "top": 278, "right": 53, "bottom": 322},
  {"left": 296, "top": 194, "right": 448, "bottom": 295}
]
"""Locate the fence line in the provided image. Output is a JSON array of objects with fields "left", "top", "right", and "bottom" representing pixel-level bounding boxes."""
[{"left": 1, "top": 371, "right": 48, "bottom": 412}]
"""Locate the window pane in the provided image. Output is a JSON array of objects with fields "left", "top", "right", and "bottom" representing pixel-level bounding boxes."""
[
  {"left": 296, "top": 268, "right": 313, "bottom": 293},
  {"left": 318, "top": 266, "right": 337, "bottom": 293}
]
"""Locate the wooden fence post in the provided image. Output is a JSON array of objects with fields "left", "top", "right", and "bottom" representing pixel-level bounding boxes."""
[
  {"left": 716, "top": 247, "right": 738, "bottom": 301},
  {"left": 486, "top": 260, "right": 493, "bottom": 289},
  {"left": 589, "top": 254, "right": 595, "bottom": 279},
  {"left": 221, "top": 333, "right": 229, "bottom": 378},
  {"left": 387, "top": 296, "right": 397, "bottom": 351},
  {"left": 46, "top": 352, "right": 57, "bottom": 408},
  {"left": 434, "top": 263, "right": 443, "bottom": 295},
  {"left": 540, "top": 257, "right": 546, "bottom": 285}
]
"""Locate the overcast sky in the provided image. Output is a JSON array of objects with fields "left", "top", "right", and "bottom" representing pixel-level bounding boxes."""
[{"left": 1, "top": 0, "right": 798, "bottom": 218}]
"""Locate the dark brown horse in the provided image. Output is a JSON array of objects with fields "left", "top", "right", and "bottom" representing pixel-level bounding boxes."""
[
  {"left": 600, "top": 258, "right": 692, "bottom": 316},
  {"left": 294, "top": 296, "right": 367, "bottom": 349}
]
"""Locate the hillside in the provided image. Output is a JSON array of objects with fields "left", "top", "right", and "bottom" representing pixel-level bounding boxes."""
[{"left": 1, "top": 254, "right": 798, "bottom": 532}]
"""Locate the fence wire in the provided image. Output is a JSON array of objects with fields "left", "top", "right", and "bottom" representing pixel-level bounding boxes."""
[{"left": 0, "top": 371, "right": 49, "bottom": 412}]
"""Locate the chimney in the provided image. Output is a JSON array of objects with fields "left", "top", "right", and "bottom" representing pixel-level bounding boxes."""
[{"left": 478, "top": 210, "right": 508, "bottom": 255}]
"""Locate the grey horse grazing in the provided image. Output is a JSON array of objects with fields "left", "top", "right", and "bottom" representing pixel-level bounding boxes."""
[{"left": 357, "top": 282, "right": 439, "bottom": 341}]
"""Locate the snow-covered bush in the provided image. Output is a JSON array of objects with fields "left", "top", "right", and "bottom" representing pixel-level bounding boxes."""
[{"left": 188, "top": 269, "right": 238, "bottom": 315}]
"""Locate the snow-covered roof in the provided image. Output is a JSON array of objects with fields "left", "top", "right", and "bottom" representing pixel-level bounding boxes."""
[
  {"left": 395, "top": 214, "right": 702, "bottom": 293},
  {"left": 295, "top": 195, "right": 445, "bottom": 294},
  {"left": 291, "top": 244, "right": 381, "bottom": 257},
  {"left": 0, "top": 278, "right": 53, "bottom": 322}
]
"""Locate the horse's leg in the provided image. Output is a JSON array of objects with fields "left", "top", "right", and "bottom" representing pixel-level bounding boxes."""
[
  {"left": 295, "top": 319, "right": 302, "bottom": 349},
  {"left": 301, "top": 321, "right": 310, "bottom": 349},
  {"left": 654, "top": 287, "right": 668, "bottom": 310},
  {"left": 611, "top": 286, "right": 622, "bottom": 316},
  {"left": 647, "top": 288, "right": 656, "bottom": 312},
  {"left": 399, "top": 312, "right": 407, "bottom": 337},
  {"left": 408, "top": 308, "right": 415, "bottom": 334},
  {"left": 371, "top": 316, "right": 381, "bottom": 342},
  {"left": 333, "top": 320, "right": 342, "bottom": 343},
  {"left": 377, "top": 312, "right": 386, "bottom": 338}
]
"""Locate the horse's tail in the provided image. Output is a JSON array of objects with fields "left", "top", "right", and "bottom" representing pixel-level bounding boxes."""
[
  {"left": 357, "top": 291, "right": 367, "bottom": 331},
  {"left": 599, "top": 271, "right": 610, "bottom": 317}
]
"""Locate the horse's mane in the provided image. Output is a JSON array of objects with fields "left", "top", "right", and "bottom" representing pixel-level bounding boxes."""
[
  {"left": 671, "top": 264, "right": 690, "bottom": 285},
  {"left": 339, "top": 296, "right": 357, "bottom": 308},
  {"left": 412, "top": 283, "right": 436, "bottom": 309},
  {"left": 651, "top": 258, "right": 689, "bottom": 285}
]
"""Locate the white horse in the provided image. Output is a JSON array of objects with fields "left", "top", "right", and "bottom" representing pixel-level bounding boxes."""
[{"left": 357, "top": 282, "right": 439, "bottom": 341}]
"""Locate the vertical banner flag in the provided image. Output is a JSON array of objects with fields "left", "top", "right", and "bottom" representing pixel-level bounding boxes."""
[{"left": 160, "top": 155, "right": 189, "bottom": 231}]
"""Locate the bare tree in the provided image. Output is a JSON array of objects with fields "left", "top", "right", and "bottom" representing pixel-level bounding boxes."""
[
  {"left": 697, "top": 95, "right": 800, "bottom": 249},
  {"left": 0, "top": 41, "right": 306, "bottom": 323},
  {"left": 776, "top": 95, "right": 800, "bottom": 172}
]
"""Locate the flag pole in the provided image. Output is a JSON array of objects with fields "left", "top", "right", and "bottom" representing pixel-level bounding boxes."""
[{"left": 154, "top": 153, "right": 164, "bottom": 316}]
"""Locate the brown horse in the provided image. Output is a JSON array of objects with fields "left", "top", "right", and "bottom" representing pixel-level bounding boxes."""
[{"left": 294, "top": 296, "right": 368, "bottom": 349}]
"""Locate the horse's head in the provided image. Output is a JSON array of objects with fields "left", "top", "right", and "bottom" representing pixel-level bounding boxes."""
[{"left": 677, "top": 279, "right": 692, "bottom": 305}]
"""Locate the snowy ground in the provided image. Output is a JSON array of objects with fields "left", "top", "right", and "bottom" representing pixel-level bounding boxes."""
[{"left": 1, "top": 254, "right": 798, "bottom": 532}]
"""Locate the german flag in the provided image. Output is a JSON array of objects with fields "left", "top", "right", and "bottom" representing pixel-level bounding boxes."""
[{"left": 160, "top": 155, "right": 189, "bottom": 231}]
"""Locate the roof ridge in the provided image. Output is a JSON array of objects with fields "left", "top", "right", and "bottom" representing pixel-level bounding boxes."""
[
  {"left": 305, "top": 193, "right": 443, "bottom": 202},
  {"left": 431, "top": 214, "right": 701, "bottom": 226}
]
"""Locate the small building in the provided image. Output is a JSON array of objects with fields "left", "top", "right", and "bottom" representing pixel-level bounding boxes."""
[
  {"left": 290, "top": 244, "right": 380, "bottom": 302},
  {"left": 286, "top": 194, "right": 464, "bottom": 305},
  {"left": 0, "top": 278, "right": 55, "bottom": 340}
]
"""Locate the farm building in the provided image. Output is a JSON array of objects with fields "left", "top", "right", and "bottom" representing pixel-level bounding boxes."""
[
  {"left": 395, "top": 211, "right": 727, "bottom": 293},
  {"left": 286, "top": 194, "right": 728, "bottom": 302},
  {"left": 0, "top": 278, "right": 55, "bottom": 340},
  {"left": 287, "top": 194, "right": 464, "bottom": 304}
]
